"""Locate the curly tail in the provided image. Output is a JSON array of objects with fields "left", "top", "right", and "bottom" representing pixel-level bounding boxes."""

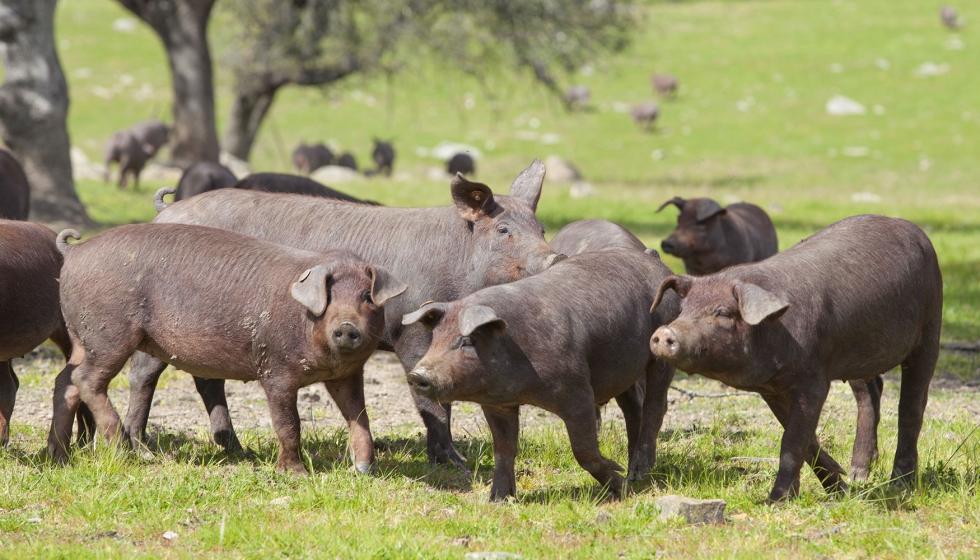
[
  {"left": 154, "top": 187, "right": 176, "bottom": 212},
  {"left": 56, "top": 229, "right": 81, "bottom": 254}
]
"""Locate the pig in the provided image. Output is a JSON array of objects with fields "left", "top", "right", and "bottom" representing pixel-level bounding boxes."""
[
  {"left": 652, "top": 74, "right": 678, "bottom": 98},
  {"left": 372, "top": 139, "right": 395, "bottom": 177},
  {"left": 173, "top": 162, "right": 238, "bottom": 201},
  {"left": 51, "top": 224, "right": 408, "bottom": 473},
  {"left": 565, "top": 85, "right": 591, "bottom": 110},
  {"left": 128, "top": 119, "right": 171, "bottom": 157},
  {"left": 447, "top": 153, "right": 475, "bottom": 177},
  {"left": 233, "top": 173, "right": 372, "bottom": 203},
  {"left": 133, "top": 160, "right": 563, "bottom": 466},
  {"left": 0, "top": 148, "right": 30, "bottom": 220},
  {"left": 630, "top": 101, "right": 659, "bottom": 131},
  {"left": 550, "top": 219, "right": 646, "bottom": 255},
  {"left": 292, "top": 143, "right": 334, "bottom": 175},
  {"left": 402, "top": 248, "right": 679, "bottom": 501},
  {"left": 103, "top": 130, "right": 150, "bottom": 190},
  {"left": 941, "top": 6, "right": 959, "bottom": 29},
  {"left": 649, "top": 214, "right": 942, "bottom": 502},
  {"left": 0, "top": 220, "right": 93, "bottom": 448},
  {"left": 337, "top": 152, "right": 358, "bottom": 171},
  {"left": 657, "top": 197, "right": 778, "bottom": 276}
]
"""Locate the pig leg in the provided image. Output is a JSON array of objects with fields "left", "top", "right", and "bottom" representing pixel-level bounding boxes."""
[
  {"left": 259, "top": 378, "right": 307, "bottom": 475},
  {"left": 117, "top": 154, "right": 130, "bottom": 189},
  {"left": 396, "top": 333, "right": 466, "bottom": 467},
  {"left": 891, "top": 329, "right": 939, "bottom": 489},
  {"left": 192, "top": 376, "right": 243, "bottom": 455},
  {"left": 481, "top": 404, "right": 520, "bottom": 501},
  {"left": 628, "top": 360, "right": 675, "bottom": 481},
  {"left": 50, "top": 324, "right": 96, "bottom": 447},
  {"left": 0, "top": 361, "right": 17, "bottom": 446},
  {"left": 48, "top": 363, "right": 82, "bottom": 462},
  {"left": 70, "top": 346, "right": 132, "bottom": 449},
  {"left": 324, "top": 373, "right": 374, "bottom": 475},
  {"left": 848, "top": 376, "right": 882, "bottom": 482},
  {"left": 124, "top": 351, "right": 168, "bottom": 451},
  {"left": 558, "top": 398, "right": 625, "bottom": 500},
  {"left": 614, "top": 387, "right": 643, "bottom": 463}
]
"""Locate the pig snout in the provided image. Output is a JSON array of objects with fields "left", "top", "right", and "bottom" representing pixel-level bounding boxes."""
[
  {"left": 650, "top": 326, "right": 681, "bottom": 359},
  {"left": 406, "top": 367, "right": 436, "bottom": 396},
  {"left": 331, "top": 321, "right": 363, "bottom": 354},
  {"left": 660, "top": 237, "right": 678, "bottom": 256}
]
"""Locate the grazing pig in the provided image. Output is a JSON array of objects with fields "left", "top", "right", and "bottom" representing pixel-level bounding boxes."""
[
  {"left": 403, "top": 249, "right": 679, "bottom": 500},
  {"left": 657, "top": 197, "right": 778, "bottom": 276},
  {"left": 174, "top": 162, "right": 238, "bottom": 201},
  {"left": 565, "top": 85, "right": 591, "bottom": 110},
  {"left": 52, "top": 224, "right": 407, "bottom": 474},
  {"left": 630, "top": 101, "right": 659, "bottom": 131},
  {"left": 103, "top": 130, "right": 150, "bottom": 190},
  {"left": 134, "top": 160, "right": 563, "bottom": 466},
  {"left": 372, "top": 139, "right": 395, "bottom": 177},
  {"left": 337, "top": 152, "right": 358, "bottom": 171},
  {"left": 128, "top": 119, "right": 170, "bottom": 157},
  {"left": 941, "top": 6, "right": 960, "bottom": 29},
  {"left": 0, "top": 221, "right": 93, "bottom": 449},
  {"left": 292, "top": 143, "right": 334, "bottom": 175},
  {"left": 652, "top": 74, "right": 678, "bottom": 98},
  {"left": 0, "top": 148, "right": 29, "bottom": 220},
  {"left": 650, "top": 214, "right": 942, "bottom": 502},
  {"left": 447, "top": 153, "right": 475, "bottom": 177}
]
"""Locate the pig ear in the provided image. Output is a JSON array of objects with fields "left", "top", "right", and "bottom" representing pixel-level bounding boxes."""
[
  {"left": 735, "top": 284, "right": 789, "bottom": 325},
  {"left": 369, "top": 266, "right": 409, "bottom": 306},
  {"left": 695, "top": 199, "right": 726, "bottom": 222},
  {"left": 451, "top": 173, "right": 496, "bottom": 221},
  {"left": 291, "top": 264, "right": 333, "bottom": 316},
  {"left": 460, "top": 305, "right": 507, "bottom": 337},
  {"left": 651, "top": 275, "right": 693, "bottom": 312},
  {"left": 402, "top": 302, "right": 447, "bottom": 330},
  {"left": 509, "top": 158, "right": 545, "bottom": 211},
  {"left": 655, "top": 197, "right": 686, "bottom": 213}
]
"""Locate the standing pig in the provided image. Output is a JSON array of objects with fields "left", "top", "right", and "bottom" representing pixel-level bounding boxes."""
[
  {"left": 0, "top": 148, "right": 29, "bottom": 220},
  {"left": 650, "top": 214, "right": 942, "bottom": 502},
  {"left": 651, "top": 74, "right": 678, "bottom": 98},
  {"left": 173, "top": 162, "right": 238, "bottom": 201},
  {"left": 372, "top": 139, "right": 395, "bottom": 177},
  {"left": 51, "top": 224, "right": 407, "bottom": 473},
  {"left": 127, "top": 160, "right": 563, "bottom": 466},
  {"left": 447, "top": 153, "right": 475, "bottom": 177},
  {"left": 630, "top": 101, "right": 659, "bottom": 131},
  {"left": 657, "top": 197, "right": 778, "bottom": 276},
  {"left": 403, "top": 249, "right": 679, "bottom": 500},
  {"left": 128, "top": 119, "right": 170, "bottom": 157},
  {"left": 0, "top": 220, "right": 93, "bottom": 447},
  {"left": 103, "top": 130, "right": 150, "bottom": 190}
]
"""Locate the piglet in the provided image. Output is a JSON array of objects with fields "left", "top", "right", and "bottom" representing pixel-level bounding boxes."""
[
  {"left": 650, "top": 214, "right": 942, "bottom": 502},
  {"left": 51, "top": 224, "right": 407, "bottom": 474},
  {"left": 403, "top": 249, "right": 679, "bottom": 501}
]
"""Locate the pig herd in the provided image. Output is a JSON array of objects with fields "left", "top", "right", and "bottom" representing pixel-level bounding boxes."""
[{"left": 0, "top": 159, "right": 942, "bottom": 504}]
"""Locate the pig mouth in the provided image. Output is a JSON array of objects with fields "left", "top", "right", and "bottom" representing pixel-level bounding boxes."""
[{"left": 406, "top": 367, "right": 453, "bottom": 402}]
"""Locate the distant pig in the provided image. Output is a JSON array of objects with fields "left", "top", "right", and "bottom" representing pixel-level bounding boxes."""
[
  {"left": 403, "top": 248, "right": 679, "bottom": 501},
  {"left": 372, "top": 139, "right": 395, "bottom": 177},
  {"left": 650, "top": 214, "right": 942, "bottom": 502},
  {"left": 0, "top": 148, "right": 30, "bottom": 220},
  {"left": 657, "top": 197, "right": 778, "bottom": 276},
  {"left": 652, "top": 74, "right": 678, "bottom": 98},
  {"left": 337, "top": 152, "right": 358, "bottom": 171},
  {"left": 52, "top": 224, "right": 408, "bottom": 474},
  {"left": 292, "top": 143, "right": 334, "bottom": 175},
  {"left": 447, "top": 153, "right": 475, "bottom": 177},
  {"left": 128, "top": 119, "right": 170, "bottom": 157},
  {"left": 630, "top": 101, "right": 659, "bottom": 132},
  {"left": 173, "top": 162, "right": 238, "bottom": 201},
  {"left": 103, "top": 130, "right": 150, "bottom": 190}
]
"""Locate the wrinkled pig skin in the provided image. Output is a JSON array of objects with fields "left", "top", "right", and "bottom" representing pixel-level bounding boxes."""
[
  {"left": 650, "top": 214, "right": 942, "bottom": 502},
  {"left": 50, "top": 223, "right": 407, "bottom": 474},
  {"left": 404, "top": 248, "right": 679, "bottom": 501},
  {"left": 132, "top": 160, "right": 562, "bottom": 467}
]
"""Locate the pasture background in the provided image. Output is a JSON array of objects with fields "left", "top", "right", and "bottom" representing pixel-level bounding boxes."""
[{"left": 1, "top": 0, "right": 979, "bottom": 557}]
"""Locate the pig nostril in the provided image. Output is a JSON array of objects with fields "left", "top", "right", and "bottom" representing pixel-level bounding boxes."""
[{"left": 332, "top": 322, "right": 362, "bottom": 348}]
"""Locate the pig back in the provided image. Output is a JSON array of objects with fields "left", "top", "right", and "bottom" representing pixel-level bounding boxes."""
[
  {"left": 0, "top": 221, "right": 62, "bottom": 357},
  {"left": 725, "top": 203, "right": 778, "bottom": 261},
  {"left": 550, "top": 220, "right": 646, "bottom": 255}
]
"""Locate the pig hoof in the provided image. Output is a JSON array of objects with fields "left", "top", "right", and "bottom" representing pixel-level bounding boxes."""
[
  {"left": 354, "top": 461, "right": 375, "bottom": 475},
  {"left": 429, "top": 446, "right": 467, "bottom": 469},
  {"left": 849, "top": 466, "right": 870, "bottom": 483}
]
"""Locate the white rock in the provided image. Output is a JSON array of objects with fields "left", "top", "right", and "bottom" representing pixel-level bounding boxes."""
[
  {"left": 851, "top": 192, "right": 882, "bottom": 203},
  {"left": 826, "top": 95, "right": 866, "bottom": 116},
  {"left": 913, "top": 62, "right": 950, "bottom": 78},
  {"left": 70, "top": 146, "right": 105, "bottom": 181},
  {"left": 842, "top": 146, "right": 869, "bottom": 157},
  {"left": 219, "top": 151, "right": 253, "bottom": 179},
  {"left": 141, "top": 163, "right": 183, "bottom": 182},
  {"left": 310, "top": 165, "right": 363, "bottom": 184},
  {"left": 269, "top": 496, "right": 292, "bottom": 507},
  {"left": 569, "top": 182, "right": 596, "bottom": 199},
  {"left": 422, "top": 141, "right": 483, "bottom": 161},
  {"left": 656, "top": 495, "right": 726, "bottom": 524},
  {"left": 544, "top": 156, "right": 582, "bottom": 183},
  {"left": 162, "top": 531, "right": 178, "bottom": 541},
  {"left": 112, "top": 18, "right": 138, "bottom": 34}
]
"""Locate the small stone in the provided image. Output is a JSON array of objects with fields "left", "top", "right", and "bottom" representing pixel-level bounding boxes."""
[
  {"left": 27, "top": 517, "right": 41, "bottom": 524},
  {"left": 465, "top": 553, "right": 522, "bottom": 560},
  {"left": 656, "top": 495, "right": 726, "bottom": 524},
  {"left": 162, "top": 531, "right": 178, "bottom": 542},
  {"left": 269, "top": 496, "right": 292, "bottom": 507},
  {"left": 544, "top": 156, "right": 582, "bottom": 183}
]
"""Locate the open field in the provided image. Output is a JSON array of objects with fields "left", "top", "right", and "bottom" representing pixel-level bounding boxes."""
[{"left": 1, "top": 0, "right": 978, "bottom": 557}]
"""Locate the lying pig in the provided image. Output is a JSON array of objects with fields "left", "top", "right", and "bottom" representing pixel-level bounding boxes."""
[
  {"left": 173, "top": 162, "right": 238, "bottom": 201},
  {"left": 52, "top": 224, "right": 407, "bottom": 473},
  {"left": 0, "top": 149, "right": 29, "bottom": 220},
  {"left": 657, "top": 197, "right": 778, "bottom": 276},
  {"left": 0, "top": 220, "right": 93, "bottom": 448},
  {"left": 138, "top": 160, "right": 562, "bottom": 466},
  {"left": 650, "top": 214, "right": 942, "bottom": 502},
  {"left": 403, "top": 248, "right": 679, "bottom": 501}
]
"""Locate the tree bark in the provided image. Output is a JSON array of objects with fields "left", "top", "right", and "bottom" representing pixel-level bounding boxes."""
[
  {"left": 116, "top": 0, "right": 219, "bottom": 168},
  {"left": 0, "top": 0, "right": 93, "bottom": 227}
]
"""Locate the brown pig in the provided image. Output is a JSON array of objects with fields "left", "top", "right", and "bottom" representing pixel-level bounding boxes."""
[
  {"left": 51, "top": 224, "right": 407, "bottom": 473},
  {"left": 403, "top": 249, "right": 679, "bottom": 501},
  {"left": 657, "top": 196, "right": 778, "bottom": 276},
  {"left": 650, "top": 214, "right": 942, "bottom": 502}
]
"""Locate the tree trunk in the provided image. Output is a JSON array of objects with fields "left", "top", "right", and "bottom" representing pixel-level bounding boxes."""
[
  {"left": 117, "top": 0, "right": 219, "bottom": 168},
  {"left": 0, "top": 0, "right": 93, "bottom": 227},
  {"left": 223, "top": 82, "right": 280, "bottom": 162}
]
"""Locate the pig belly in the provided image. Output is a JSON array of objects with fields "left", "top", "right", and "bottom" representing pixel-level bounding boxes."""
[{"left": 141, "top": 338, "right": 259, "bottom": 382}]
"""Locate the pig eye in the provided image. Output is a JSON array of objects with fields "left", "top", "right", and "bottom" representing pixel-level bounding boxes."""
[
  {"left": 361, "top": 290, "right": 373, "bottom": 304},
  {"left": 714, "top": 309, "right": 733, "bottom": 319},
  {"left": 497, "top": 226, "right": 510, "bottom": 235}
]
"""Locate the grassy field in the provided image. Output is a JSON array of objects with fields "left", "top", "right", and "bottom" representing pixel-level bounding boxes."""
[{"left": 1, "top": 0, "right": 978, "bottom": 557}]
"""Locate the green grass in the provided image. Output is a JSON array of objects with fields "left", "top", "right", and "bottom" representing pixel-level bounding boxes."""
[{"left": 2, "top": 0, "right": 978, "bottom": 556}]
